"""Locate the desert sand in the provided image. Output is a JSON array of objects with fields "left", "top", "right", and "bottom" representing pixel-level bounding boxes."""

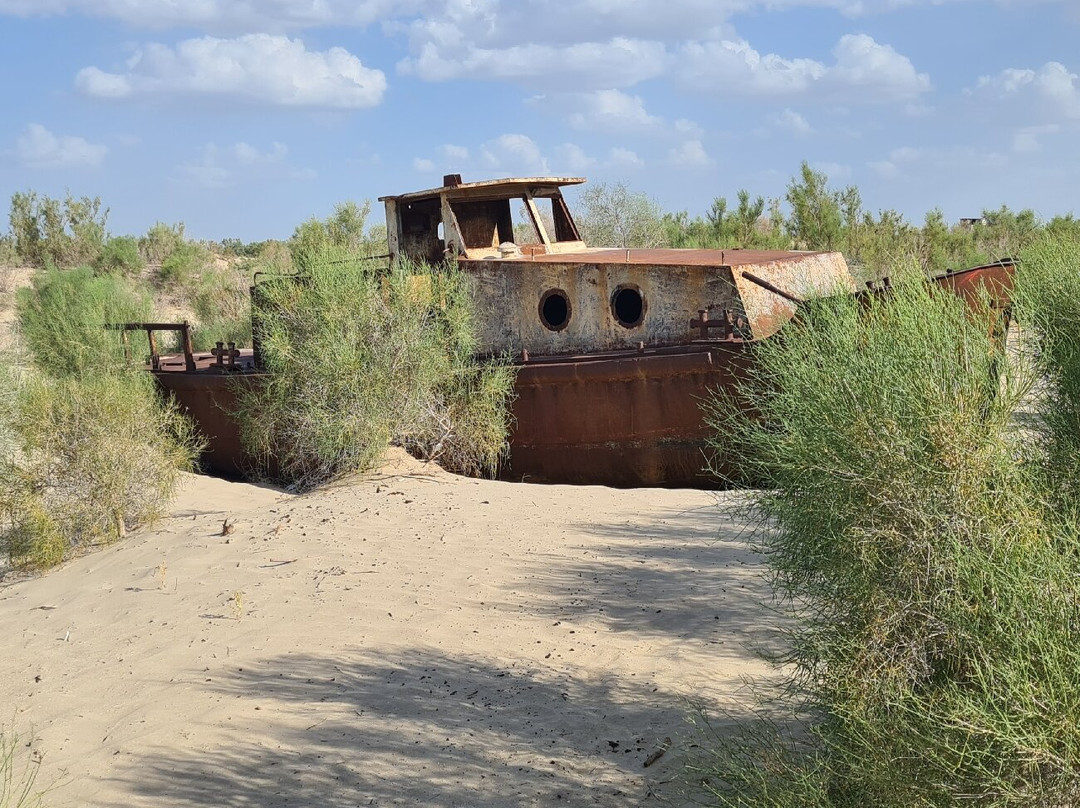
[{"left": 0, "top": 450, "right": 778, "bottom": 807}]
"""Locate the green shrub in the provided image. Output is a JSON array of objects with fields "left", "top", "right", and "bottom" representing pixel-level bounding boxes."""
[
  {"left": 95, "top": 235, "right": 144, "bottom": 277},
  {"left": 238, "top": 254, "right": 515, "bottom": 489},
  {"left": 288, "top": 201, "right": 380, "bottom": 270},
  {"left": 249, "top": 240, "right": 293, "bottom": 273},
  {"left": 1013, "top": 230, "right": 1080, "bottom": 512},
  {"left": 699, "top": 270, "right": 1080, "bottom": 805},
  {"left": 16, "top": 266, "right": 150, "bottom": 376},
  {"left": 0, "top": 235, "right": 17, "bottom": 267},
  {"left": 0, "top": 368, "right": 201, "bottom": 570},
  {"left": 157, "top": 241, "right": 209, "bottom": 288},
  {"left": 139, "top": 221, "right": 185, "bottom": 265},
  {"left": 188, "top": 263, "right": 252, "bottom": 351}
]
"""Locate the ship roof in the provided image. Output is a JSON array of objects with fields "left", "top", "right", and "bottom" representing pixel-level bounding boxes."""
[{"left": 378, "top": 176, "right": 586, "bottom": 204}]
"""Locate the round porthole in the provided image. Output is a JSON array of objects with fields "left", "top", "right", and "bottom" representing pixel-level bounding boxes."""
[
  {"left": 539, "top": 288, "right": 571, "bottom": 331},
  {"left": 611, "top": 285, "right": 645, "bottom": 328}
]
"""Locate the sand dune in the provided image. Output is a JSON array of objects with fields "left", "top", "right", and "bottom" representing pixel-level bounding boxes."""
[{"left": 0, "top": 451, "right": 777, "bottom": 806}]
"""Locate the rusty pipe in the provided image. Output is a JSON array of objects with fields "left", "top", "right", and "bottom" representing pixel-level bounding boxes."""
[{"left": 740, "top": 271, "right": 803, "bottom": 305}]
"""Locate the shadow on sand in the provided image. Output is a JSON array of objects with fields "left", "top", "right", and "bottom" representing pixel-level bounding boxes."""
[{"left": 104, "top": 499, "right": 782, "bottom": 807}]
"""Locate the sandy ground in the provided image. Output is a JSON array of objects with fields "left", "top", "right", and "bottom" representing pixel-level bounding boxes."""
[
  {"left": 0, "top": 265, "right": 32, "bottom": 355},
  {"left": 0, "top": 451, "right": 778, "bottom": 807}
]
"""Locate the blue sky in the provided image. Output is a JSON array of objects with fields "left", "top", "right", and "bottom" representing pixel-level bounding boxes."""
[{"left": 0, "top": 0, "right": 1077, "bottom": 242}]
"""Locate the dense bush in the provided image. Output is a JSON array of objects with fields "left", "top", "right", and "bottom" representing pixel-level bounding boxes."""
[
  {"left": 0, "top": 368, "right": 201, "bottom": 570},
  {"left": 139, "top": 221, "right": 185, "bottom": 265},
  {"left": 157, "top": 241, "right": 210, "bottom": 287},
  {"left": 237, "top": 254, "right": 515, "bottom": 490},
  {"left": 5, "top": 261, "right": 202, "bottom": 572},
  {"left": 16, "top": 265, "right": 150, "bottom": 375},
  {"left": 698, "top": 266, "right": 1080, "bottom": 805},
  {"left": 94, "top": 235, "right": 144, "bottom": 277}
]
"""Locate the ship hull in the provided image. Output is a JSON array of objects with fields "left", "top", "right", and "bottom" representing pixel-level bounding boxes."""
[
  {"left": 501, "top": 342, "right": 751, "bottom": 488},
  {"left": 151, "top": 259, "right": 1015, "bottom": 488}
]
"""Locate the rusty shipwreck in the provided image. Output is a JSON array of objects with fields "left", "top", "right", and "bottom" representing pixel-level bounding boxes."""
[{"left": 146, "top": 174, "right": 1014, "bottom": 488}]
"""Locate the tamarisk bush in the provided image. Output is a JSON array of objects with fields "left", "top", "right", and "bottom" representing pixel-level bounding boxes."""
[
  {"left": 698, "top": 262, "right": 1080, "bottom": 806},
  {"left": 237, "top": 253, "right": 515, "bottom": 490}
]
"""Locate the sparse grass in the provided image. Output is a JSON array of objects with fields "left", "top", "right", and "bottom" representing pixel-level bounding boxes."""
[
  {"left": 237, "top": 252, "right": 515, "bottom": 490},
  {"left": 1012, "top": 230, "right": 1080, "bottom": 512},
  {"left": 698, "top": 264, "right": 1080, "bottom": 805},
  {"left": 188, "top": 262, "right": 252, "bottom": 352},
  {"left": 0, "top": 725, "right": 44, "bottom": 808},
  {"left": 230, "top": 590, "right": 244, "bottom": 619},
  {"left": 0, "top": 237, "right": 18, "bottom": 291}
]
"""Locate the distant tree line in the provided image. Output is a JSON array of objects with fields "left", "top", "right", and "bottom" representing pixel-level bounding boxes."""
[{"left": 574, "top": 161, "right": 1080, "bottom": 278}]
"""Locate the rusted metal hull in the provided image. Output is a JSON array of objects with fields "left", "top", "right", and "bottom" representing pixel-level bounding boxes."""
[
  {"left": 148, "top": 259, "right": 1018, "bottom": 489},
  {"left": 501, "top": 343, "right": 752, "bottom": 488},
  {"left": 153, "top": 343, "right": 748, "bottom": 487},
  {"left": 152, "top": 350, "right": 262, "bottom": 478}
]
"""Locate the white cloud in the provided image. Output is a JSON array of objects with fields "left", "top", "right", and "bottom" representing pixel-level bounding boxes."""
[
  {"left": 673, "top": 118, "right": 705, "bottom": 139},
  {"left": 869, "top": 144, "right": 1011, "bottom": 181},
  {"left": 975, "top": 61, "right": 1080, "bottom": 120},
  {"left": 415, "top": 136, "right": 637, "bottom": 178},
  {"left": 772, "top": 108, "right": 812, "bottom": 134},
  {"left": 413, "top": 157, "right": 436, "bottom": 172},
  {"left": 176, "top": 141, "right": 312, "bottom": 188},
  {"left": 678, "top": 32, "right": 928, "bottom": 102},
  {"left": 565, "top": 89, "right": 663, "bottom": 131},
  {"left": 440, "top": 144, "right": 470, "bottom": 162},
  {"left": 667, "top": 139, "right": 713, "bottom": 167},
  {"left": 1012, "top": 124, "right": 1062, "bottom": 153},
  {"left": 480, "top": 134, "right": 550, "bottom": 175},
  {"left": 813, "top": 160, "right": 851, "bottom": 180},
  {"left": 530, "top": 90, "right": 704, "bottom": 143},
  {"left": 0, "top": 0, "right": 416, "bottom": 32},
  {"left": 868, "top": 159, "right": 901, "bottom": 179},
  {"left": 868, "top": 146, "right": 922, "bottom": 178},
  {"left": 555, "top": 143, "right": 596, "bottom": 173},
  {"left": 2, "top": 0, "right": 1072, "bottom": 37},
  {"left": 399, "top": 36, "right": 667, "bottom": 89},
  {"left": 77, "top": 34, "right": 386, "bottom": 108},
  {"left": 679, "top": 37, "right": 824, "bottom": 95},
  {"left": 15, "top": 123, "right": 107, "bottom": 168},
  {"left": 829, "top": 34, "right": 930, "bottom": 97},
  {"left": 607, "top": 147, "right": 644, "bottom": 168}
]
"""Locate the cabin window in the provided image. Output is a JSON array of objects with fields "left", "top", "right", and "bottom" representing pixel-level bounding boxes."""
[
  {"left": 611, "top": 285, "right": 645, "bottom": 328},
  {"left": 514, "top": 204, "right": 542, "bottom": 245},
  {"left": 448, "top": 199, "right": 513, "bottom": 250},
  {"left": 539, "top": 289, "right": 571, "bottom": 331}
]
